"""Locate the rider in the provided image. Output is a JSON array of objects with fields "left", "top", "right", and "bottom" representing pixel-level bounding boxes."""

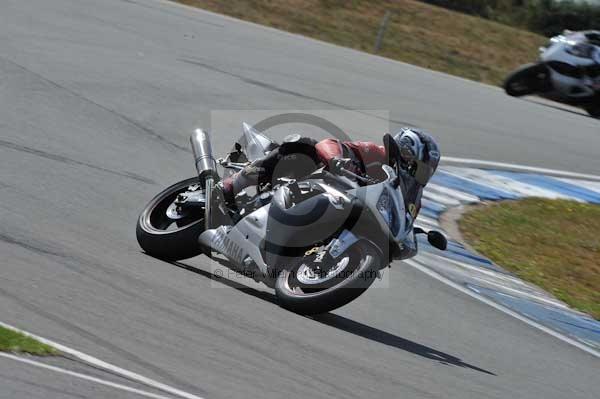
[{"left": 221, "top": 127, "right": 440, "bottom": 221}]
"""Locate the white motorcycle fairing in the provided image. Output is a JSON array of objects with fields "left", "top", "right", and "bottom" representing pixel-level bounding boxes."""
[
  {"left": 137, "top": 123, "right": 446, "bottom": 314},
  {"left": 198, "top": 162, "right": 414, "bottom": 285}
]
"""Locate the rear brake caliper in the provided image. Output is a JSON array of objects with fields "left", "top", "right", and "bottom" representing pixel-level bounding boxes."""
[{"left": 167, "top": 184, "right": 204, "bottom": 219}]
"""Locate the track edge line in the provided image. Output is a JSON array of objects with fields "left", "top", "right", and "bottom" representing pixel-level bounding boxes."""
[
  {"left": 0, "top": 321, "right": 206, "bottom": 399},
  {"left": 404, "top": 259, "right": 600, "bottom": 359}
]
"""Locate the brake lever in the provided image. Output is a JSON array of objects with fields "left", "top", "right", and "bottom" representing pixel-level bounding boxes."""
[
  {"left": 337, "top": 167, "right": 376, "bottom": 185},
  {"left": 331, "top": 159, "right": 375, "bottom": 185},
  {"left": 218, "top": 158, "right": 250, "bottom": 170}
]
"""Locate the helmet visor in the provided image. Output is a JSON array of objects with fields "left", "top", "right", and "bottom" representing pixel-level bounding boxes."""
[
  {"left": 413, "top": 160, "right": 435, "bottom": 186},
  {"left": 413, "top": 148, "right": 440, "bottom": 186},
  {"left": 399, "top": 145, "right": 416, "bottom": 163}
]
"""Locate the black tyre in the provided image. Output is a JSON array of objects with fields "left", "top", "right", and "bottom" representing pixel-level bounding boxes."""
[
  {"left": 504, "top": 63, "right": 549, "bottom": 97},
  {"left": 275, "top": 241, "right": 382, "bottom": 315},
  {"left": 585, "top": 105, "right": 600, "bottom": 118},
  {"left": 136, "top": 177, "right": 206, "bottom": 260}
]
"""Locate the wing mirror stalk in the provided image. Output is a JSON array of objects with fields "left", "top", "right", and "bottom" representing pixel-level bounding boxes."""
[{"left": 414, "top": 227, "right": 448, "bottom": 250}]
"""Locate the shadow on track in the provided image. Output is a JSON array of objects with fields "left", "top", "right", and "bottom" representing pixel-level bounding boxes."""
[
  {"left": 167, "top": 259, "right": 495, "bottom": 376},
  {"left": 522, "top": 98, "right": 592, "bottom": 118},
  {"left": 312, "top": 313, "right": 495, "bottom": 375},
  {"left": 169, "top": 259, "right": 278, "bottom": 304}
]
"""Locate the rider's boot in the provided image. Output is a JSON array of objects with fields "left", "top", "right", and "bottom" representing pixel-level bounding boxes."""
[{"left": 206, "top": 182, "right": 235, "bottom": 228}]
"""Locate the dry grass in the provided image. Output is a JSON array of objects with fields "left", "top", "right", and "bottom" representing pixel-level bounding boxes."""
[
  {"left": 459, "top": 198, "right": 600, "bottom": 320},
  {"left": 175, "top": 0, "right": 546, "bottom": 85}
]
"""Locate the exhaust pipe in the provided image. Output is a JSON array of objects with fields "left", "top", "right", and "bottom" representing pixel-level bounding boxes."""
[
  {"left": 190, "top": 128, "right": 217, "bottom": 179},
  {"left": 190, "top": 128, "right": 218, "bottom": 231}
]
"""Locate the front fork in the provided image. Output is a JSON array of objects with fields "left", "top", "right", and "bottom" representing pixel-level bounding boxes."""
[{"left": 204, "top": 176, "right": 214, "bottom": 232}]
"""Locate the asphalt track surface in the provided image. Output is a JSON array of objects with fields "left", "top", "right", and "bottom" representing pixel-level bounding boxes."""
[{"left": 1, "top": 0, "right": 599, "bottom": 398}]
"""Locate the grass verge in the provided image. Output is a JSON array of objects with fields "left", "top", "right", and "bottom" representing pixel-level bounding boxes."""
[
  {"left": 175, "top": 0, "right": 546, "bottom": 85},
  {"left": 459, "top": 198, "right": 600, "bottom": 320},
  {"left": 0, "top": 326, "right": 57, "bottom": 355}
]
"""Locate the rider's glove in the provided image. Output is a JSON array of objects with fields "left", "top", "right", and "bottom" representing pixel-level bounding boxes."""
[
  {"left": 240, "top": 164, "right": 265, "bottom": 178},
  {"left": 330, "top": 158, "right": 358, "bottom": 173}
]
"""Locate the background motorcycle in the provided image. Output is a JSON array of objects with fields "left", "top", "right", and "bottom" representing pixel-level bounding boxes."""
[
  {"left": 136, "top": 124, "right": 447, "bottom": 314},
  {"left": 503, "top": 30, "right": 600, "bottom": 118}
]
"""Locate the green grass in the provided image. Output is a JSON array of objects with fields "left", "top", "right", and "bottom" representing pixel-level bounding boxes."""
[
  {"left": 459, "top": 198, "right": 600, "bottom": 320},
  {"left": 175, "top": 0, "right": 546, "bottom": 85},
  {"left": 0, "top": 326, "right": 57, "bottom": 355}
]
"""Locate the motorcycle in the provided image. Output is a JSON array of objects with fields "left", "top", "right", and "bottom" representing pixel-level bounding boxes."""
[
  {"left": 136, "top": 124, "right": 447, "bottom": 314},
  {"left": 503, "top": 30, "right": 600, "bottom": 118}
]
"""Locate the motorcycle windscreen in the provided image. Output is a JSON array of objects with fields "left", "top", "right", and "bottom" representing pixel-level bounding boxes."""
[{"left": 240, "top": 122, "right": 278, "bottom": 161}]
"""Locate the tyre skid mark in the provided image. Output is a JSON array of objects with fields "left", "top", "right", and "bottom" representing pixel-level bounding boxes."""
[{"left": 0, "top": 138, "right": 155, "bottom": 184}]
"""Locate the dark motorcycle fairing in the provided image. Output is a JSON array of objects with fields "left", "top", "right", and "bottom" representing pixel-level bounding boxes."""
[
  {"left": 265, "top": 188, "right": 356, "bottom": 254},
  {"left": 262, "top": 182, "right": 397, "bottom": 272}
]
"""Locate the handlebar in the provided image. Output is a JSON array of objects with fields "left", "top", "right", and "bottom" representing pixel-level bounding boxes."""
[
  {"left": 218, "top": 158, "right": 249, "bottom": 171},
  {"left": 335, "top": 165, "right": 377, "bottom": 186},
  {"left": 330, "top": 159, "right": 377, "bottom": 186}
]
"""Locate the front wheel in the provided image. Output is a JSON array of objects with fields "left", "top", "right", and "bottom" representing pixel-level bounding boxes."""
[
  {"left": 504, "top": 63, "right": 549, "bottom": 97},
  {"left": 275, "top": 241, "right": 382, "bottom": 315},
  {"left": 136, "top": 177, "right": 206, "bottom": 260}
]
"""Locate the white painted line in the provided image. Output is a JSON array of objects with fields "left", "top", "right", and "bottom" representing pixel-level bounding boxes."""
[
  {"left": 413, "top": 215, "right": 440, "bottom": 229},
  {"left": 413, "top": 223, "right": 440, "bottom": 233},
  {"left": 0, "top": 321, "right": 205, "bottom": 399},
  {"left": 418, "top": 255, "right": 572, "bottom": 309},
  {"left": 413, "top": 221, "right": 441, "bottom": 232},
  {"left": 441, "top": 166, "right": 579, "bottom": 200},
  {"left": 441, "top": 157, "right": 600, "bottom": 181},
  {"left": 404, "top": 259, "right": 600, "bottom": 359},
  {"left": 557, "top": 178, "right": 600, "bottom": 194},
  {"left": 420, "top": 252, "right": 533, "bottom": 287},
  {"left": 0, "top": 352, "right": 174, "bottom": 399},
  {"left": 456, "top": 272, "right": 570, "bottom": 310},
  {"left": 422, "top": 191, "right": 461, "bottom": 207},
  {"left": 425, "top": 184, "right": 480, "bottom": 203}
]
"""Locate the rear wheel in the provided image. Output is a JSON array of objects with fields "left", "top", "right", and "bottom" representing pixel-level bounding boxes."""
[
  {"left": 275, "top": 241, "right": 382, "bottom": 315},
  {"left": 504, "top": 63, "right": 550, "bottom": 97},
  {"left": 136, "top": 177, "right": 207, "bottom": 260},
  {"left": 585, "top": 104, "right": 600, "bottom": 118}
]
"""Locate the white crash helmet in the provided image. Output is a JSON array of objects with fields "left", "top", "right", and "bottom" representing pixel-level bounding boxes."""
[
  {"left": 391, "top": 128, "right": 440, "bottom": 185},
  {"left": 395, "top": 128, "right": 424, "bottom": 165}
]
